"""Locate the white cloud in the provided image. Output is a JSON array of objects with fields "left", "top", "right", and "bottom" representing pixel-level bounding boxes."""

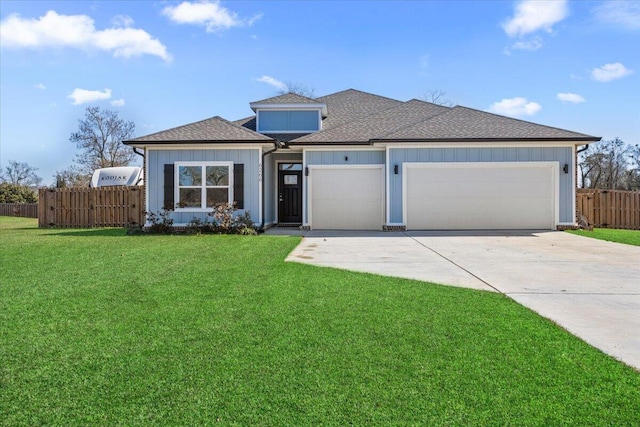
[
  {"left": 504, "top": 36, "right": 543, "bottom": 54},
  {"left": 34, "top": 83, "right": 46, "bottom": 90},
  {"left": 593, "top": 1, "right": 640, "bottom": 30},
  {"left": 503, "top": 0, "right": 568, "bottom": 37},
  {"left": 68, "top": 88, "right": 112, "bottom": 105},
  {"left": 110, "top": 98, "right": 126, "bottom": 107},
  {"left": 93, "top": 28, "right": 170, "bottom": 60},
  {"left": 162, "top": 0, "right": 261, "bottom": 32},
  {"left": 557, "top": 92, "right": 585, "bottom": 103},
  {"left": 489, "top": 97, "right": 542, "bottom": 117},
  {"left": 0, "top": 10, "right": 170, "bottom": 61},
  {"left": 111, "top": 15, "right": 134, "bottom": 28},
  {"left": 255, "top": 75, "right": 287, "bottom": 91},
  {"left": 591, "top": 62, "right": 634, "bottom": 82}
]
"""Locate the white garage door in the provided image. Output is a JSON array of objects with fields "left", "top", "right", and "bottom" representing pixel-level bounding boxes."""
[
  {"left": 310, "top": 166, "right": 384, "bottom": 230},
  {"left": 404, "top": 162, "right": 557, "bottom": 230}
]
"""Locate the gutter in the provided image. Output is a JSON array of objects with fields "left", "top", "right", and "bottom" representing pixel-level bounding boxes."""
[
  {"left": 576, "top": 144, "right": 590, "bottom": 154},
  {"left": 260, "top": 141, "right": 280, "bottom": 230}
]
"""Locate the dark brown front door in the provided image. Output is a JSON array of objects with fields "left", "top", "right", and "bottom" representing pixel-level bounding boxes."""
[{"left": 278, "top": 166, "right": 302, "bottom": 224}]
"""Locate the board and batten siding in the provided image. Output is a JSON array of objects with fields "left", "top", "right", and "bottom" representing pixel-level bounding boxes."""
[
  {"left": 388, "top": 147, "right": 574, "bottom": 224},
  {"left": 147, "top": 148, "right": 261, "bottom": 224},
  {"left": 305, "top": 150, "right": 385, "bottom": 166},
  {"left": 303, "top": 149, "right": 386, "bottom": 224}
]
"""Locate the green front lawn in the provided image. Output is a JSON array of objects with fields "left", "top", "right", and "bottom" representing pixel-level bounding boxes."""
[
  {"left": 1, "top": 216, "right": 639, "bottom": 425},
  {"left": 567, "top": 227, "right": 640, "bottom": 246}
]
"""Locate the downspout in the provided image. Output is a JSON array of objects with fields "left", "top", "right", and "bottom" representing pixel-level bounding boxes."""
[
  {"left": 260, "top": 141, "right": 280, "bottom": 231},
  {"left": 576, "top": 144, "right": 589, "bottom": 154},
  {"left": 132, "top": 147, "right": 145, "bottom": 185}
]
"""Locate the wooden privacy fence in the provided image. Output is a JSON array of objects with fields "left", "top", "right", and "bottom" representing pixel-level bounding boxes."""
[
  {"left": 577, "top": 189, "right": 640, "bottom": 230},
  {"left": 0, "top": 203, "right": 38, "bottom": 218},
  {"left": 38, "top": 187, "right": 144, "bottom": 228}
]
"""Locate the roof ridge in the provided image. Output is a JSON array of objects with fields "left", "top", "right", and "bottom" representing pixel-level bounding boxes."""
[
  {"left": 375, "top": 101, "right": 451, "bottom": 138},
  {"left": 293, "top": 99, "right": 450, "bottom": 143},
  {"left": 378, "top": 104, "right": 600, "bottom": 141},
  {"left": 316, "top": 88, "right": 401, "bottom": 103},
  {"left": 451, "top": 106, "right": 595, "bottom": 137},
  {"left": 292, "top": 99, "right": 409, "bottom": 142},
  {"left": 125, "top": 115, "right": 275, "bottom": 143},
  {"left": 250, "top": 92, "right": 318, "bottom": 104},
  {"left": 127, "top": 115, "right": 222, "bottom": 140}
]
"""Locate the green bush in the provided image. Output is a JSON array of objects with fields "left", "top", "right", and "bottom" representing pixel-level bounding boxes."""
[
  {"left": 144, "top": 204, "right": 257, "bottom": 235},
  {"left": 145, "top": 209, "right": 174, "bottom": 234},
  {"left": 0, "top": 183, "right": 38, "bottom": 203}
]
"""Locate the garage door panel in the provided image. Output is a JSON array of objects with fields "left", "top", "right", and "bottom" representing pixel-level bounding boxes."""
[
  {"left": 311, "top": 167, "right": 383, "bottom": 230},
  {"left": 405, "top": 163, "right": 556, "bottom": 230}
]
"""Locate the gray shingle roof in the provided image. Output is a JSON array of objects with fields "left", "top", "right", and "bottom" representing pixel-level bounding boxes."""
[
  {"left": 250, "top": 92, "right": 318, "bottom": 105},
  {"left": 379, "top": 106, "right": 598, "bottom": 141},
  {"left": 314, "top": 89, "right": 403, "bottom": 131},
  {"left": 294, "top": 99, "right": 450, "bottom": 143},
  {"left": 128, "top": 89, "right": 599, "bottom": 146},
  {"left": 125, "top": 116, "right": 274, "bottom": 144}
]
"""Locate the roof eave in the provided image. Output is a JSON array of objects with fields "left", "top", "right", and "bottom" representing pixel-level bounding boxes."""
[
  {"left": 288, "top": 140, "right": 371, "bottom": 146},
  {"left": 123, "top": 139, "right": 277, "bottom": 147},
  {"left": 370, "top": 136, "right": 602, "bottom": 144}
]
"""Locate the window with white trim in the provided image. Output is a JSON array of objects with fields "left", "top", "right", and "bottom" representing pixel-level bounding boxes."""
[{"left": 175, "top": 162, "right": 233, "bottom": 210}]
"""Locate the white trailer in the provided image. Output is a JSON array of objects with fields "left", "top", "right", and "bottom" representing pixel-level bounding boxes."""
[{"left": 90, "top": 166, "right": 144, "bottom": 188}]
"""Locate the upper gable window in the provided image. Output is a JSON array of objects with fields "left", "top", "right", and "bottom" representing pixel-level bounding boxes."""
[{"left": 257, "top": 110, "right": 321, "bottom": 133}]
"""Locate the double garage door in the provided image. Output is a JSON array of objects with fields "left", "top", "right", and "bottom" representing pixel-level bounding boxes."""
[
  {"left": 309, "top": 166, "right": 384, "bottom": 230},
  {"left": 307, "top": 162, "right": 558, "bottom": 230},
  {"left": 404, "top": 162, "right": 558, "bottom": 230}
]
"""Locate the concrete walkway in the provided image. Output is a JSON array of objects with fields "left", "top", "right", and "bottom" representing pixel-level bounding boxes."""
[{"left": 286, "top": 230, "right": 640, "bottom": 370}]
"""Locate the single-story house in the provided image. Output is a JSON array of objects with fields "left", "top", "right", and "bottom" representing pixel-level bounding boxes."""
[{"left": 124, "top": 89, "right": 600, "bottom": 231}]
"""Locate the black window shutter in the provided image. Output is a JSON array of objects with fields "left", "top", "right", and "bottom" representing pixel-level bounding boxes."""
[
  {"left": 164, "top": 164, "right": 175, "bottom": 210},
  {"left": 234, "top": 164, "right": 244, "bottom": 209}
]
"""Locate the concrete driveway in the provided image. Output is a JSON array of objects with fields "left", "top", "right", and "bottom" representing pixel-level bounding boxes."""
[{"left": 286, "top": 230, "right": 640, "bottom": 370}]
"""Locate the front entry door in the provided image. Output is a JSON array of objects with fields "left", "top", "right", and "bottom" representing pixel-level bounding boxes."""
[{"left": 278, "top": 164, "right": 302, "bottom": 224}]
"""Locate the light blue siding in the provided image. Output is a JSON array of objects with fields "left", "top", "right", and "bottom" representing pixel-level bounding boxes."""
[
  {"left": 147, "top": 148, "right": 261, "bottom": 225},
  {"left": 258, "top": 110, "right": 320, "bottom": 132},
  {"left": 388, "top": 147, "right": 574, "bottom": 224},
  {"left": 305, "top": 150, "right": 385, "bottom": 165}
]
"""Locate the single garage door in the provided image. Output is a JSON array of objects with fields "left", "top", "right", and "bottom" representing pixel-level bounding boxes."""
[
  {"left": 310, "top": 166, "right": 384, "bottom": 230},
  {"left": 404, "top": 162, "right": 557, "bottom": 230}
]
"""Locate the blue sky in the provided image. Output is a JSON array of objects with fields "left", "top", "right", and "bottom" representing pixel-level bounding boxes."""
[{"left": 1, "top": 0, "right": 638, "bottom": 185}]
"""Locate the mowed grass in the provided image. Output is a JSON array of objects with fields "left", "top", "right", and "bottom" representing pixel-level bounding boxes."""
[
  {"left": 567, "top": 227, "right": 640, "bottom": 246},
  {"left": 1, "top": 217, "right": 639, "bottom": 426}
]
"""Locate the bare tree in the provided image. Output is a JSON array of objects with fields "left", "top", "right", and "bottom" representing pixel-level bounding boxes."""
[
  {"left": 623, "top": 144, "right": 640, "bottom": 191},
  {"left": 579, "top": 138, "right": 632, "bottom": 190},
  {"left": 421, "top": 89, "right": 454, "bottom": 107},
  {"left": 70, "top": 106, "right": 136, "bottom": 174},
  {"left": 277, "top": 82, "right": 316, "bottom": 98},
  {"left": 53, "top": 166, "right": 91, "bottom": 188},
  {"left": 0, "top": 160, "right": 42, "bottom": 187}
]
